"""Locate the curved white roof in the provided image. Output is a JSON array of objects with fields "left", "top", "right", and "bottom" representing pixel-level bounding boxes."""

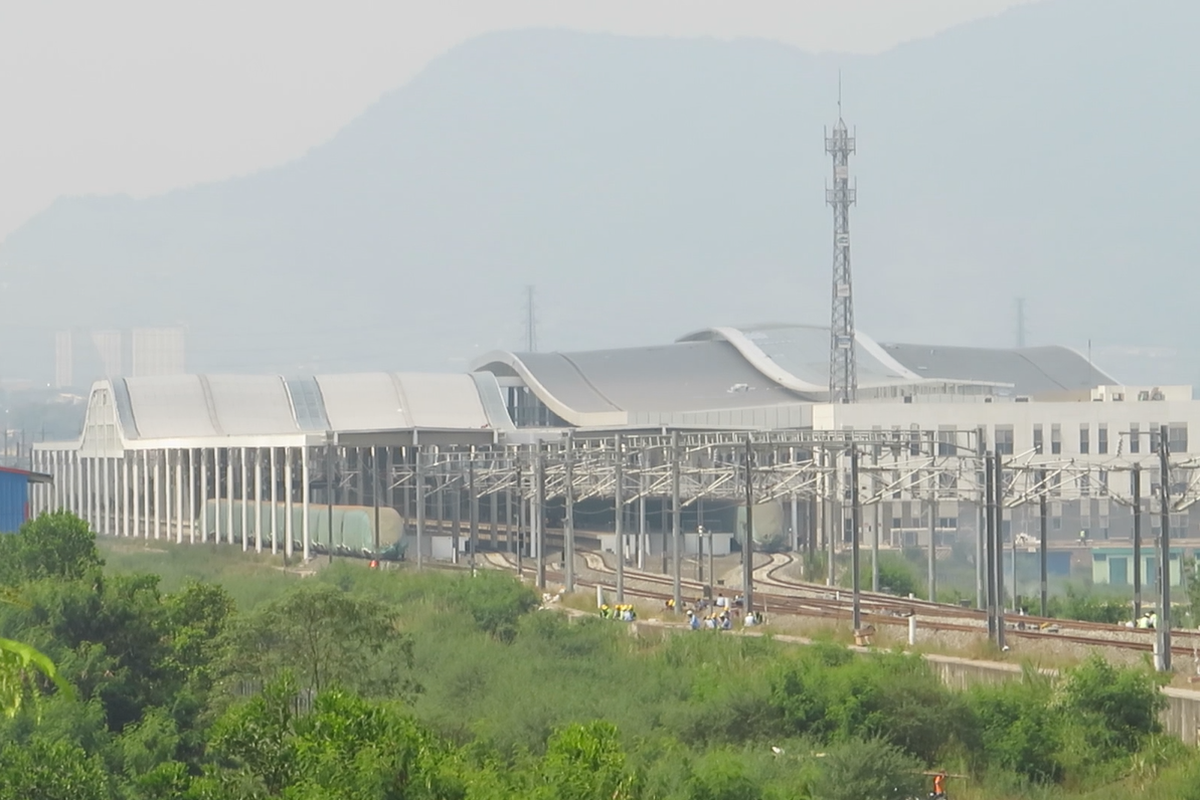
[
  {"left": 475, "top": 322, "right": 1119, "bottom": 423},
  {"left": 102, "top": 372, "right": 512, "bottom": 444}
]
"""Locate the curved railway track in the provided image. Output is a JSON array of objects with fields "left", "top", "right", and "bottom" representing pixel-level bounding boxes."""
[{"left": 482, "top": 551, "right": 1200, "bottom": 658}]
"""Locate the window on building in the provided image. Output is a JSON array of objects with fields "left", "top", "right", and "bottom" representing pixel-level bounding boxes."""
[
  {"left": 909, "top": 424, "right": 921, "bottom": 456},
  {"left": 1170, "top": 423, "right": 1188, "bottom": 453},
  {"left": 938, "top": 517, "right": 958, "bottom": 530},
  {"left": 1052, "top": 517, "right": 1062, "bottom": 530},
  {"left": 892, "top": 517, "right": 903, "bottom": 530},
  {"left": 996, "top": 425, "right": 1014, "bottom": 455},
  {"left": 1150, "top": 424, "right": 1161, "bottom": 453},
  {"left": 1098, "top": 424, "right": 1108, "bottom": 454},
  {"left": 938, "top": 428, "right": 955, "bottom": 457},
  {"left": 1080, "top": 473, "right": 1090, "bottom": 496},
  {"left": 1130, "top": 423, "right": 1140, "bottom": 454},
  {"left": 1079, "top": 424, "right": 1090, "bottom": 454},
  {"left": 1033, "top": 424, "right": 1043, "bottom": 454},
  {"left": 1051, "top": 424, "right": 1062, "bottom": 454}
]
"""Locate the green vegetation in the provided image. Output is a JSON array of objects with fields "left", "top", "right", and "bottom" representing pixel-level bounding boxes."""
[{"left": 1, "top": 512, "right": 1198, "bottom": 799}]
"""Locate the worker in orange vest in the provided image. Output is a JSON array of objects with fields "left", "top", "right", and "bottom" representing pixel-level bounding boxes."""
[{"left": 932, "top": 770, "right": 947, "bottom": 799}]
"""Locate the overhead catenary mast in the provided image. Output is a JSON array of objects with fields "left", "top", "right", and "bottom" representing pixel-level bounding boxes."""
[{"left": 826, "top": 78, "right": 858, "bottom": 403}]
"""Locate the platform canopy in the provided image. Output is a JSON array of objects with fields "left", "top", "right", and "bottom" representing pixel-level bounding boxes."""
[{"left": 49, "top": 372, "right": 514, "bottom": 454}]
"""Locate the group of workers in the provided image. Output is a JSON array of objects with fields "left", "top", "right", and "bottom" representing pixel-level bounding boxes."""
[
  {"left": 599, "top": 604, "right": 637, "bottom": 622},
  {"left": 1129, "top": 611, "right": 1159, "bottom": 629}
]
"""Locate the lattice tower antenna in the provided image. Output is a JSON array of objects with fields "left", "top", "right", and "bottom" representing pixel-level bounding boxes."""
[
  {"left": 524, "top": 285, "right": 538, "bottom": 352},
  {"left": 826, "top": 76, "right": 858, "bottom": 403}
]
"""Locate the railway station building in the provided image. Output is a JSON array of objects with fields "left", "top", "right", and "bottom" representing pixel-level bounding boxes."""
[{"left": 31, "top": 322, "right": 1200, "bottom": 572}]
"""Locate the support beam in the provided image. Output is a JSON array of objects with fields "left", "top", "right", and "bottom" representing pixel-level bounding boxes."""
[
  {"left": 994, "top": 450, "right": 1006, "bottom": 649},
  {"left": 372, "top": 445, "right": 381, "bottom": 554},
  {"left": 927, "top": 488, "right": 938, "bottom": 601}
]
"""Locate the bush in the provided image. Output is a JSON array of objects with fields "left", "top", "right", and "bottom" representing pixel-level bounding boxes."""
[{"left": 808, "top": 737, "right": 925, "bottom": 800}]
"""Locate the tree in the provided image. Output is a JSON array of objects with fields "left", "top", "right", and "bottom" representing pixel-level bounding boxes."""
[
  {"left": 222, "top": 583, "right": 415, "bottom": 698},
  {"left": 0, "top": 737, "right": 109, "bottom": 800},
  {"left": 0, "top": 511, "right": 104, "bottom": 585}
]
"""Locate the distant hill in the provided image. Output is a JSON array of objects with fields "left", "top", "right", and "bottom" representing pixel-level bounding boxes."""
[{"left": 3, "top": 0, "right": 1198, "bottom": 385}]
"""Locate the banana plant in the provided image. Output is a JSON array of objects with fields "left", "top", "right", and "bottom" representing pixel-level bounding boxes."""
[{"left": 0, "top": 588, "right": 75, "bottom": 717}]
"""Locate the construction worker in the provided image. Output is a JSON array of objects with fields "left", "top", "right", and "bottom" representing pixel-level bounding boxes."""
[{"left": 932, "top": 770, "right": 947, "bottom": 799}]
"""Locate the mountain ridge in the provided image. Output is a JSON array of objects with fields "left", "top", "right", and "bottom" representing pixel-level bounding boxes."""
[{"left": 3, "top": 0, "right": 1198, "bottom": 385}]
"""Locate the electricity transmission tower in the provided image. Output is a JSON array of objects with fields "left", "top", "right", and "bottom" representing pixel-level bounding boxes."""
[{"left": 826, "top": 83, "right": 858, "bottom": 403}]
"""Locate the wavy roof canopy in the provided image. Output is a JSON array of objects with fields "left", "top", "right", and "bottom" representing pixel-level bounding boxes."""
[
  {"left": 473, "top": 339, "right": 810, "bottom": 426},
  {"left": 106, "top": 372, "right": 513, "bottom": 442},
  {"left": 474, "top": 323, "right": 1118, "bottom": 425}
]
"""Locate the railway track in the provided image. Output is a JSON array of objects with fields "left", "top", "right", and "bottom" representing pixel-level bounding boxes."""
[{"left": 481, "top": 550, "right": 1200, "bottom": 658}]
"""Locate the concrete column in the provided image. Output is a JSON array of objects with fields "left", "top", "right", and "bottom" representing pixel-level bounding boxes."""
[
  {"left": 152, "top": 451, "right": 161, "bottom": 540},
  {"left": 123, "top": 455, "right": 131, "bottom": 537},
  {"left": 240, "top": 447, "right": 249, "bottom": 551},
  {"left": 415, "top": 447, "right": 425, "bottom": 569},
  {"left": 269, "top": 448, "right": 278, "bottom": 554},
  {"left": 302, "top": 446, "right": 311, "bottom": 561},
  {"left": 284, "top": 448, "right": 294, "bottom": 557},
  {"left": 254, "top": 448, "right": 263, "bottom": 553},
  {"left": 173, "top": 450, "right": 183, "bottom": 544},
  {"left": 184, "top": 450, "right": 192, "bottom": 544},
  {"left": 225, "top": 449, "right": 235, "bottom": 545},
  {"left": 103, "top": 454, "right": 112, "bottom": 535},
  {"left": 142, "top": 449, "right": 151, "bottom": 539},
  {"left": 131, "top": 452, "right": 141, "bottom": 538},
  {"left": 200, "top": 450, "right": 209, "bottom": 543}
]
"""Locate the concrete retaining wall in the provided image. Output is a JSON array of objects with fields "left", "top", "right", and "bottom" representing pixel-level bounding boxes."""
[{"left": 922, "top": 652, "right": 1200, "bottom": 745}]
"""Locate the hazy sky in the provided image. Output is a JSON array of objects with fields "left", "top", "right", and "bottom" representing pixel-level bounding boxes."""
[{"left": 0, "top": 0, "right": 1039, "bottom": 243}]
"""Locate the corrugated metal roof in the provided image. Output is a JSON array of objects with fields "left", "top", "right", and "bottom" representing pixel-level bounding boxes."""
[
  {"left": 316, "top": 373, "right": 409, "bottom": 432},
  {"left": 555, "top": 340, "right": 809, "bottom": 411},
  {"left": 879, "top": 343, "right": 1115, "bottom": 396},
  {"left": 125, "top": 375, "right": 219, "bottom": 439},
  {"left": 205, "top": 374, "right": 299, "bottom": 436},
  {"left": 396, "top": 373, "right": 491, "bottom": 428},
  {"left": 504, "top": 352, "right": 620, "bottom": 414}
]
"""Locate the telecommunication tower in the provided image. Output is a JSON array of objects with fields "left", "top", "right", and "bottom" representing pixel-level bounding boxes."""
[
  {"left": 523, "top": 285, "right": 538, "bottom": 352},
  {"left": 826, "top": 84, "right": 858, "bottom": 403}
]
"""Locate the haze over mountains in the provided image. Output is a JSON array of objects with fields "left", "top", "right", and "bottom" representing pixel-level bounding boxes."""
[{"left": 2, "top": 0, "right": 1197, "bottom": 386}]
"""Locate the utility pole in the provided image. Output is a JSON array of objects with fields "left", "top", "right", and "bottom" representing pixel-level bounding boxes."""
[
  {"left": 1039, "top": 468, "right": 1048, "bottom": 617},
  {"left": 564, "top": 435, "right": 575, "bottom": 593},
  {"left": 614, "top": 434, "right": 624, "bottom": 603},
  {"left": 1157, "top": 425, "right": 1172, "bottom": 671},
  {"left": 984, "top": 451, "right": 997, "bottom": 641},
  {"left": 993, "top": 450, "right": 1006, "bottom": 649},
  {"left": 468, "top": 453, "right": 478, "bottom": 578},
  {"left": 743, "top": 436, "right": 755, "bottom": 619},
  {"left": 826, "top": 78, "right": 858, "bottom": 404},
  {"left": 671, "top": 430, "right": 683, "bottom": 613},
  {"left": 850, "top": 443, "right": 862, "bottom": 631},
  {"left": 1132, "top": 465, "right": 1142, "bottom": 620}
]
